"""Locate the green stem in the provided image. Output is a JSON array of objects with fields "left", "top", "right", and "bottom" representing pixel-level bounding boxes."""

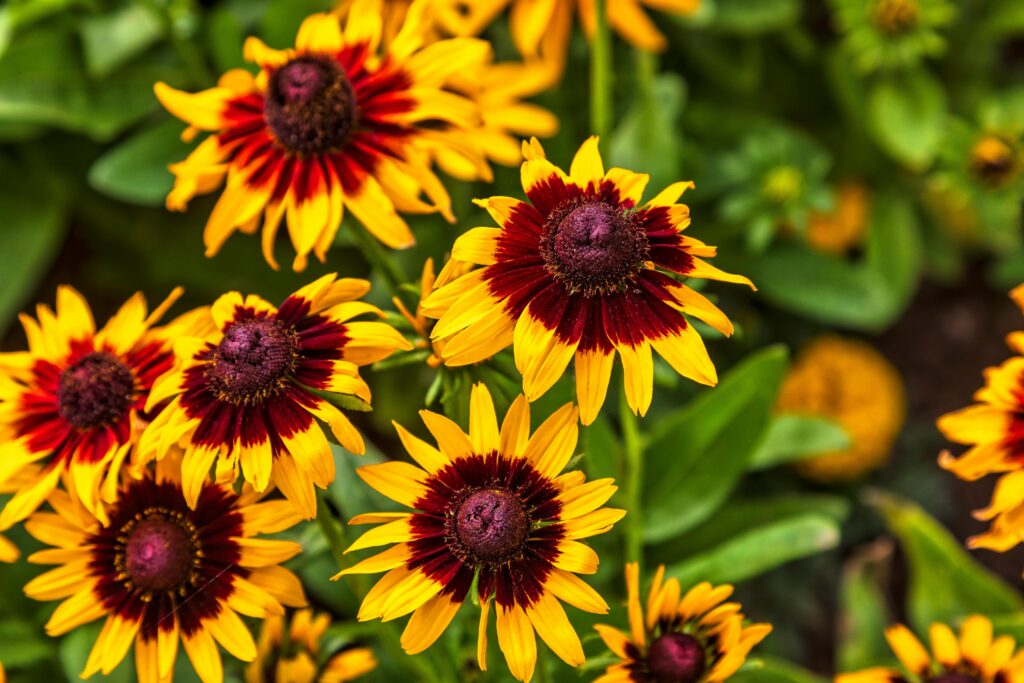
[
  {"left": 618, "top": 389, "right": 644, "bottom": 563},
  {"left": 590, "top": 0, "right": 613, "bottom": 139},
  {"left": 140, "top": 0, "right": 214, "bottom": 86},
  {"left": 352, "top": 226, "right": 409, "bottom": 299}
]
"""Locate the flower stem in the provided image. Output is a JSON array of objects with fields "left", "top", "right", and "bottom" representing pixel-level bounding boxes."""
[
  {"left": 351, "top": 225, "right": 409, "bottom": 299},
  {"left": 590, "top": 0, "right": 613, "bottom": 139},
  {"left": 618, "top": 389, "right": 644, "bottom": 563}
]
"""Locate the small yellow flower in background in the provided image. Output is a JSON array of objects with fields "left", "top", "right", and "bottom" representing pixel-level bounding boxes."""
[
  {"left": 777, "top": 335, "right": 905, "bottom": 482},
  {"left": 422, "top": 136, "right": 753, "bottom": 426},
  {"left": 937, "top": 285, "right": 1024, "bottom": 552},
  {"left": 807, "top": 182, "right": 870, "bottom": 255},
  {"left": 23, "top": 453, "right": 307, "bottom": 683},
  {"left": 836, "top": 615, "right": 1024, "bottom": 683},
  {"left": 337, "top": 383, "right": 623, "bottom": 682},
  {"left": 156, "top": 1, "right": 492, "bottom": 271},
  {"left": 595, "top": 563, "right": 771, "bottom": 683},
  {"left": 0, "top": 285, "right": 201, "bottom": 530},
  {"left": 137, "top": 273, "right": 411, "bottom": 519},
  {"left": 969, "top": 133, "right": 1021, "bottom": 189},
  {"left": 393, "top": 258, "right": 473, "bottom": 367},
  {"left": 246, "top": 609, "right": 376, "bottom": 683}
]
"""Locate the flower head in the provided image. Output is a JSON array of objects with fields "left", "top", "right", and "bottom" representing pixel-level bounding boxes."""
[
  {"left": 836, "top": 616, "right": 1024, "bottom": 683},
  {"left": 338, "top": 383, "right": 623, "bottom": 682},
  {"left": 777, "top": 336, "right": 905, "bottom": 482},
  {"left": 246, "top": 609, "right": 376, "bottom": 683},
  {"left": 138, "top": 274, "right": 411, "bottom": 518},
  {"left": 156, "top": 2, "right": 492, "bottom": 270},
  {"left": 0, "top": 286, "right": 198, "bottom": 529},
  {"left": 23, "top": 455, "right": 307, "bottom": 683},
  {"left": 422, "top": 137, "right": 753, "bottom": 425},
  {"left": 595, "top": 563, "right": 771, "bottom": 683},
  {"left": 830, "top": 0, "right": 955, "bottom": 73},
  {"left": 807, "top": 182, "right": 870, "bottom": 255}
]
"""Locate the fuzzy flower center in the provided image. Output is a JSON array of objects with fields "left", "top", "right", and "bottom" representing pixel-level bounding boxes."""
[
  {"left": 647, "top": 633, "right": 706, "bottom": 683},
  {"left": 762, "top": 165, "right": 804, "bottom": 204},
  {"left": 970, "top": 135, "right": 1017, "bottom": 187},
  {"left": 207, "top": 317, "right": 299, "bottom": 404},
  {"left": 540, "top": 199, "right": 649, "bottom": 297},
  {"left": 57, "top": 351, "right": 134, "bottom": 430},
  {"left": 122, "top": 512, "right": 198, "bottom": 593},
  {"left": 265, "top": 56, "right": 357, "bottom": 155},
  {"left": 454, "top": 489, "right": 529, "bottom": 562},
  {"left": 870, "top": 0, "right": 920, "bottom": 35}
]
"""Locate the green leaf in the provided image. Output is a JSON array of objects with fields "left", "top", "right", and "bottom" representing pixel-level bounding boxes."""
[
  {"left": 732, "top": 657, "right": 829, "bottom": 683},
  {"left": 867, "top": 69, "right": 946, "bottom": 170},
  {"left": 837, "top": 543, "right": 896, "bottom": 670},
  {"left": 0, "top": 618, "right": 54, "bottom": 668},
  {"left": 642, "top": 346, "right": 787, "bottom": 543},
  {"left": 706, "top": 0, "right": 802, "bottom": 34},
  {"left": 665, "top": 512, "right": 841, "bottom": 587},
  {"left": 609, "top": 73, "right": 686, "bottom": 194},
  {"left": 865, "top": 194, "right": 923, "bottom": 313},
  {"left": 869, "top": 490, "right": 1024, "bottom": 632},
  {"left": 88, "top": 120, "right": 190, "bottom": 205},
  {"left": 79, "top": 4, "right": 165, "bottom": 78},
  {"left": 749, "top": 414, "right": 851, "bottom": 470}
]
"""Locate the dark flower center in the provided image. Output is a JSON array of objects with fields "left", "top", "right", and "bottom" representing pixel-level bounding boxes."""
[
  {"left": 971, "top": 135, "right": 1018, "bottom": 187},
  {"left": 57, "top": 351, "right": 135, "bottom": 430},
  {"left": 265, "top": 56, "right": 358, "bottom": 155},
  {"left": 647, "top": 633, "right": 706, "bottom": 683},
  {"left": 870, "top": 0, "right": 920, "bottom": 35},
  {"left": 540, "top": 199, "right": 649, "bottom": 297},
  {"left": 206, "top": 317, "right": 299, "bottom": 404},
  {"left": 454, "top": 489, "right": 529, "bottom": 562},
  {"left": 122, "top": 512, "right": 198, "bottom": 593},
  {"left": 928, "top": 675, "right": 980, "bottom": 683}
]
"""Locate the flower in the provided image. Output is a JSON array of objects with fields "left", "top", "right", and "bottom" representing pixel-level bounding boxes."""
[
  {"left": 806, "top": 182, "right": 870, "bottom": 255},
  {"left": 437, "top": 0, "right": 701, "bottom": 71},
  {"left": 421, "top": 137, "right": 753, "bottom": 425},
  {"left": 392, "top": 258, "right": 473, "bottom": 368},
  {"left": 0, "top": 286, "right": 198, "bottom": 529},
  {"left": 246, "top": 609, "right": 377, "bottom": 683},
  {"left": 830, "top": 0, "right": 955, "bottom": 73},
  {"left": 777, "top": 335, "right": 905, "bottom": 482},
  {"left": 23, "top": 454, "right": 307, "bottom": 683},
  {"left": 155, "top": 3, "right": 492, "bottom": 271},
  {"left": 137, "top": 273, "right": 411, "bottom": 518},
  {"left": 337, "top": 383, "right": 624, "bottom": 682},
  {"left": 836, "top": 615, "right": 1024, "bottom": 683},
  {"left": 594, "top": 563, "right": 771, "bottom": 683}
]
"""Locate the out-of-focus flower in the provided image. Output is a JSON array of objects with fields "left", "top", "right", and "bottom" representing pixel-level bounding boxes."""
[
  {"left": 806, "top": 182, "right": 870, "bottom": 255},
  {"left": 718, "top": 129, "right": 832, "bottom": 250},
  {"left": 836, "top": 615, "right": 1024, "bottom": 683},
  {"left": 137, "top": 274, "right": 411, "bottom": 519},
  {"left": 0, "top": 286, "right": 200, "bottom": 530},
  {"left": 830, "top": 0, "right": 955, "bottom": 73},
  {"left": 246, "top": 609, "right": 376, "bottom": 683},
  {"left": 156, "top": 4, "right": 492, "bottom": 270},
  {"left": 23, "top": 454, "right": 306, "bottom": 683},
  {"left": 338, "top": 383, "right": 623, "bottom": 683},
  {"left": 777, "top": 335, "right": 905, "bottom": 482},
  {"left": 436, "top": 0, "right": 701, "bottom": 74},
  {"left": 422, "top": 137, "right": 753, "bottom": 426},
  {"left": 594, "top": 563, "right": 771, "bottom": 683}
]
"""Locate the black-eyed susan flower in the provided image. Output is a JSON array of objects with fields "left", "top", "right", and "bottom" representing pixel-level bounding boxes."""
[
  {"left": 437, "top": 0, "right": 701, "bottom": 68},
  {"left": 23, "top": 454, "right": 307, "bottom": 683},
  {"left": 777, "top": 336, "right": 905, "bottom": 482},
  {"left": 137, "top": 273, "right": 411, "bottom": 519},
  {"left": 830, "top": 0, "right": 954, "bottom": 73},
  {"left": 836, "top": 615, "right": 1024, "bottom": 683},
  {"left": 806, "top": 182, "right": 870, "bottom": 255},
  {"left": 392, "top": 258, "right": 473, "bottom": 368},
  {"left": 246, "top": 609, "right": 377, "bottom": 683},
  {"left": 421, "top": 137, "right": 753, "bottom": 426},
  {"left": 337, "top": 383, "right": 623, "bottom": 682},
  {"left": 0, "top": 286, "right": 199, "bottom": 530},
  {"left": 156, "top": 2, "right": 492, "bottom": 271},
  {"left": 595, "top": 563, "right": 771, "bottom": 683}
]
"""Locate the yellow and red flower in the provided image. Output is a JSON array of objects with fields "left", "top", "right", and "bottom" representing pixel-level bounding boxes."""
[
  {"left": 246, "top": 609, "right": 377, "bottom": 683},
  {"left": 836, "top": 615, "right": 1024, "bottom": 683},
  {"left": 23, "top": 455, "right": 307, "bottom": 683},
  {"left": 337, "top": 383, "right": 623, "bottom": 682},
  {"left": 0, "top": 286, "right": 199, "bottom": 529},
  {"left": 156, "top": 2, "right": 492, "bottom": 270},
  {"left": 422, "top": 137, "right": 753, "bottom": 425},
  {"left": 138, "top": 274, "right": 411, "bottom": 518},
  {"left": 595, "top": 563, "right": 770, "bottom": 683}
]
